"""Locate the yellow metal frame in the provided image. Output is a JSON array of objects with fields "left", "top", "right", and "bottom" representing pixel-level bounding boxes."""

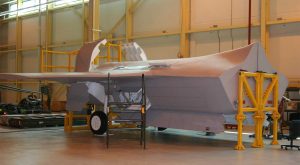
[
  {"left": 235, "top": 71, "right": 279, "bottom": 150},
  {"left": 64, "top": 111, "right": 91, "bottom": 132},
  {"left": 65, "top": 111, "right": 137, "bottom": 133},
  {"left": 125, "top": 0, "right": 133, "bottom": 42},
  {"left": 179, "top": 0, "right": 191, "bottom": 58},
  {"left": 91, "top": 0, "right": 100, "bottom": 41},
  {"left": 93, "top": 42, "right": 122, "bottom": 64},
  {"left": 41, "top": 42, "right": 122, "bottom": 73},
  {"left": 40, "top": 49, "right": 79, "bottom": 72},
  {"left": 107, "top": 111, "right": 138, "bottom": 129}
]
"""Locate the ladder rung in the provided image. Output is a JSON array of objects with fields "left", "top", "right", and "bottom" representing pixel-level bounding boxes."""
[
  {"left": 106, "top": 73, "right": 146, "bottom": 149},
  {"left": 111, "top": 119, "right": 142, "bottom": 122},
  {"left": 110, "top": 110, "right": 140, "bottom": 113},
  {"left": 109, "top": 102, "right": 142, "bottom": 106},
  {"left": 109, "top": 128, "right": 141, "bottom": 131}
]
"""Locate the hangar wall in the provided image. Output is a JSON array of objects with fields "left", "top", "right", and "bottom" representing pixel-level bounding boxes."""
[{"left": 0, "top": 0, "right": 300, "bottom": 104}]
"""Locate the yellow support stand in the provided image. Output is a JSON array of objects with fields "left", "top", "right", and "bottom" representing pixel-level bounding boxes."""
[
  {"left": 64, "top": 111, "right": 91, "bottom": 133},
  {"left": 235, "top": 72, "right": 246, "bottom": 150},
  {"left": 271, "top": 110, "right": 280, "bottom": 145},
  {"left": 271, "top": 76, "right": 280, "bottom": 145},
  {"left": 252, "top": 111, "right": 265, "bottom": 148},
  {"left": 64, "top": 111, "right": 72, "bottom": 132},
  {"left": 235, "top": 71, "right": 280, "bottom": 150},
  {"left": 235, "top": 114, "right": 246, "bottom": 150}
]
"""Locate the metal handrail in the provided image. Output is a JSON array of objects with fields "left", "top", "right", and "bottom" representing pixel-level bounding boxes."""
[
  {"left": 93, "top": 42, "right": 122, "bottom": 64},
  {"left": 0, "top": 84, "right": 40, "bottom": 94},
  {"left": 40, "top": 49, "right": 79, "bottom": 72}
]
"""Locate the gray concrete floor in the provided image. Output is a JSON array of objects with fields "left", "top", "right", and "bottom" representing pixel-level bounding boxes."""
[{"left": 0, "top": 127, "right": 299, "bottom": 165}]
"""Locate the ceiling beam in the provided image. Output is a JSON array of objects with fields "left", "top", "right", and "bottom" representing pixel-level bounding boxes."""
[{"left": 179, "top": 0, "right": 191, "bottom": 58}]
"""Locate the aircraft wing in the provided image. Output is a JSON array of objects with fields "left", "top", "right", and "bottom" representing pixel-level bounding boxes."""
[{"left": 0, "top": 72, "right": 109, "bottom": 84}]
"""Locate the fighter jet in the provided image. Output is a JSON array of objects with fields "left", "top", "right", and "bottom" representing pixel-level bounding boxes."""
[{"left": 0, "top": 40, "right": 288, "bottom": 135}]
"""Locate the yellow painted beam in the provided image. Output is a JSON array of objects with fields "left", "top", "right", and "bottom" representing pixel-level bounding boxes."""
[
  {"left": 0, "top": 44, "right": 16, "bottom": 48},
  {"left": 262, "top": 73, "right": 277, "bottom": 78},
  {"left": 260, "top": 0, "right": 267, "bottom": 51},
  {"left": 242, "top": 78, "right": 258, "bottom": 108},
  {"left": 44, "top": 50, "right": 78, "bottom": 55},
  {"left": 241, "top": 72, "right": 259, "bottom": 77},
  {"left": 45, "top": 1, "right": 53, "bottom": 73},
  {"left": 38, "top": 0, "right": 43, "bottom": 77},
  {"left": 15, "top": 0, "right": 22, "bottom": 102},
  {"left": 93, "top": 0, "right": 100, "bottom": 41},
  {"left": 267, "top": 17, "right": 300, "bottom": 25},
  {"left": 235, "top": 73, "right": 246, "bottom": 150},
  {"left": 179, "top": 0, "right": 191, "bottom": 58},
  {"left": 0, "top": 50, "right": 17, "bottom": 53},
  {"left": 18, "top": 47, "right": 38, "bottom": 51},
  {"left": 242, "top": 107, "right": 258, "bottom": 112},
  {"left": 260, "top": 0, "right": 270, "bottom": 55},
  {"left": 189, "top": 22, "right": 260, "bottom": 33},
  {"left": 271, "top": 78, "right": 279, "bottom": 145},
  {"left": 265, "top": 0, "right": 270, "bottom": 56},
  {"left": 130, "top": 31, "right": 180, "bottom": 40},
  {"left": 91, "top": 0, "right": 100, "bottom": 41},
  {"left": 47, "top": 41, "right": 83, "bottom": 48},
  {"left": 262, "top": 77, "right": 277, "bottom": 105},
  {"left": 251, "top": 73, "right": 264, "bottom": 148},
  {"left": 126, "top": 0, "right": 134, "bottom": 42},
  {"left": 16, "top": 0, "right": 22, "bottom": 73}
]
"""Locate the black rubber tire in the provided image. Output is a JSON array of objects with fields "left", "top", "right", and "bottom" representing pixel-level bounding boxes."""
[
  {"left": 158, "top": 127, "right": 167, "bottom": 131},
  {"left": 90, "top": 111, "right": 108, "bottom": 135}
]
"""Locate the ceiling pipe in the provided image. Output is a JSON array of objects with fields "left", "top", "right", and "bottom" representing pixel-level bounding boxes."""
[{"left": 248, "top": 0, "right": 252, "bottom": 45}]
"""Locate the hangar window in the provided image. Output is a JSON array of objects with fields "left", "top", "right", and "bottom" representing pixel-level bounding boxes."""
[
  {"left": 8, "top": 0, "right": 47, "bottom": 17},
  {"left": 53, "top": 0, "right": 85, "bottom": 8},
  {"left": 9, "top": 3, "right": 17, "bottom": 17},
  {"left": 6, "top": 0, "right": 88, "bottom": 18}
]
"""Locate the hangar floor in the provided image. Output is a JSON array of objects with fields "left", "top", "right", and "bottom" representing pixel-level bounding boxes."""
[{"left": 0, "top": 127, "right": 299, "bottom": 165}]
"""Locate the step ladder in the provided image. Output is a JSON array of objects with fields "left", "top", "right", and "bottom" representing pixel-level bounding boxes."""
[{"left": 106, "top": 73, "right": 146, "bottom": 149}]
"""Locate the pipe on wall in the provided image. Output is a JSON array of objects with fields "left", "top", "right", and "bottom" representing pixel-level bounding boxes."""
[{"left": 248, "top": 0, "right": 252, "bottom": 45}]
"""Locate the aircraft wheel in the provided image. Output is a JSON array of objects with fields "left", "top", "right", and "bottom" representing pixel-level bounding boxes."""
[{"left": 90, "top": 111, "right": 108, "bottom": 135}]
